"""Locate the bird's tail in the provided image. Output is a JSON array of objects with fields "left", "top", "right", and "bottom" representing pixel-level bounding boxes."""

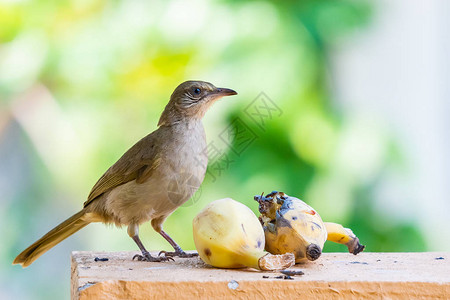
[{"left": 13, "top": 209, "right": 91, "bottom": 268}]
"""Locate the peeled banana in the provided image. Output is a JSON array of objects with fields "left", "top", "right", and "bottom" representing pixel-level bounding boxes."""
[
  {"left": 255, "top": 191, "right": 365, "bottom": 263},
  {"left": 192, "top": 198, "right": 295, "bottom": 270}
]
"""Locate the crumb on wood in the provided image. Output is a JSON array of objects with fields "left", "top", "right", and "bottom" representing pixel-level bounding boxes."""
[
  {"left": 349, "top": 261, "right": 368, "bottom": 265},
  {"left": 280, "top": 270, "right": 304, "bottom": 276},
  {"left": 94, "top": 257, "right": 109, "bottom": 262}
]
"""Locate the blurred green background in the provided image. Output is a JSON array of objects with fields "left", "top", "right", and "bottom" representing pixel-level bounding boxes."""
[{"left": 1, "top": 0, "right": 449, "bottom": 299}]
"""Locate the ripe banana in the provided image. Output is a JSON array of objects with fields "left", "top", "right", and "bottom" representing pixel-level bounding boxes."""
[
  {"left": 324, "top": 222, "right": 365, "bottom": 254},
  {"left": 255, "top": 191, "right": 327, "bottom": 263},
  {"left": 193, "top": 198, "right": 295, "bottom": 271},
  {"left": 255, "top": 191, "right": 365, "bottom": 263}
]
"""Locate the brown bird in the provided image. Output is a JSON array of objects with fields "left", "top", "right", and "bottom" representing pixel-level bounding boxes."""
[{"left": 13, "top": 80, "right": 237, "bottom": 267}]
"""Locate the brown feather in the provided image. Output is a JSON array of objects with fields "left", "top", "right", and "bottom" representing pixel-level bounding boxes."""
[
  {"left": 84, "top": 132, "right": 160, "bottom": 207},
  {"left": 13, "top": 210, "right": 91, "bottom": 267}
]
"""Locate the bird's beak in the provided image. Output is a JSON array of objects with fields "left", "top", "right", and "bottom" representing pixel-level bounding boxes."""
[{"left": 214, "top": 87, "right": 238, "bottom": 97}]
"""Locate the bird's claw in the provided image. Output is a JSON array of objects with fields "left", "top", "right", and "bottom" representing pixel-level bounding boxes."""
[
  {"left": 158, "top": 250, "right": 199, "bottom": 258},
  {"left": 133, "top": 253, "right": 174, "bottom": 262}
]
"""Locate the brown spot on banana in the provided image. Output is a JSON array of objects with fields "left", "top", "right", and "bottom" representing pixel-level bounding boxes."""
[
  {"left": 257, "top": 239, "right": 263, "bottom": 248},
  {"left": 306, "top": 244, "right": 322, "bottom": 261},
  {"left": 276, "top": 216, "right": 293, "bottom": 228},
  {"left": 312, "top": 221, "right": 322, "bottom": 230}
]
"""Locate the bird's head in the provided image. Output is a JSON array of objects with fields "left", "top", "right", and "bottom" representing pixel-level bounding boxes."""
[{"left": 158, "top": 80, "right": 237, "bottom": 126}]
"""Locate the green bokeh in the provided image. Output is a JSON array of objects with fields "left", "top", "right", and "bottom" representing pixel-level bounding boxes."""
[{"left": 0, "top": 0, "right": 427, "bottom": 299}]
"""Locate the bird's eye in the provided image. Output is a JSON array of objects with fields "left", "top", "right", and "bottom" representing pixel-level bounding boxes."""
[{"left": 194, "top": 88, "right": 201, "bottom": 95}]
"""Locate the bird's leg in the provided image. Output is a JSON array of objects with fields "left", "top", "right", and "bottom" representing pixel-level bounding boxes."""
[
  {"left": 158, "top": 230, "right": 198, "bottom": 258},
  {"left": 151, "top": 218, "right": 198, "bottom": 258},
  {"left": 127, "top": 224, "right": 173, "bottom": 262}
]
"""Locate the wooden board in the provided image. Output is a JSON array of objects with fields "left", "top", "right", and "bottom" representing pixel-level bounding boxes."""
[{"left": 71, "top": 251, "right": 449, "bottom": 299}]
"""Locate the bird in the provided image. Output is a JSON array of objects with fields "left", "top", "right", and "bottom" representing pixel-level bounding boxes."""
[{"left": 13, "top": 80, "right": 237, "bottom": 267}]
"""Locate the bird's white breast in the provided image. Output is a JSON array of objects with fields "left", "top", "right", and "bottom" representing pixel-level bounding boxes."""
[{"left": 104, "top": 120, "right": 207, "bottom": 225}]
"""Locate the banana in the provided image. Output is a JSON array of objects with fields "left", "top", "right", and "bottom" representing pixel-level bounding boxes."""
[
  {"left": 255, "top": 191, "right": 327, "bottom": 263},
  {"left": 324, "top": 222, "right": 365, "bottom": 254},
  {"left": 255, "top": 191, "right": 365, "bottom": 263},
  {"left": 193, "top": 198, "right": 295, "bottom": 270}
]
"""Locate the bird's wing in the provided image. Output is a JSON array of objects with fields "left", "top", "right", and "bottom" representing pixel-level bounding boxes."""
[{"left": 83, "top": 132, "right": 161, "bottom": 208}]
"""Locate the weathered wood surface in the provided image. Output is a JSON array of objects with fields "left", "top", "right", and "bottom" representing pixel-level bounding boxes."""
[{"left": 71, "top": 251, "right": 449, "bottom": 299}]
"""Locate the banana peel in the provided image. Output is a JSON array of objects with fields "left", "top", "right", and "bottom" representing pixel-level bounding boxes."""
[
  {"left": 255, "top": 191, "right": 365, "bottom": 263},
  {"left": 193, "top": 198, "right": 295, "bottom": 270}
]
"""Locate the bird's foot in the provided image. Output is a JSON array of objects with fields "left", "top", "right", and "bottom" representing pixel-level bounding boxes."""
[
  {"left": 133, "top": 252, "right": 174, "bottom": 262},
  {"left": 158, "top": 250, "right": 199, "bottom": 258}
]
